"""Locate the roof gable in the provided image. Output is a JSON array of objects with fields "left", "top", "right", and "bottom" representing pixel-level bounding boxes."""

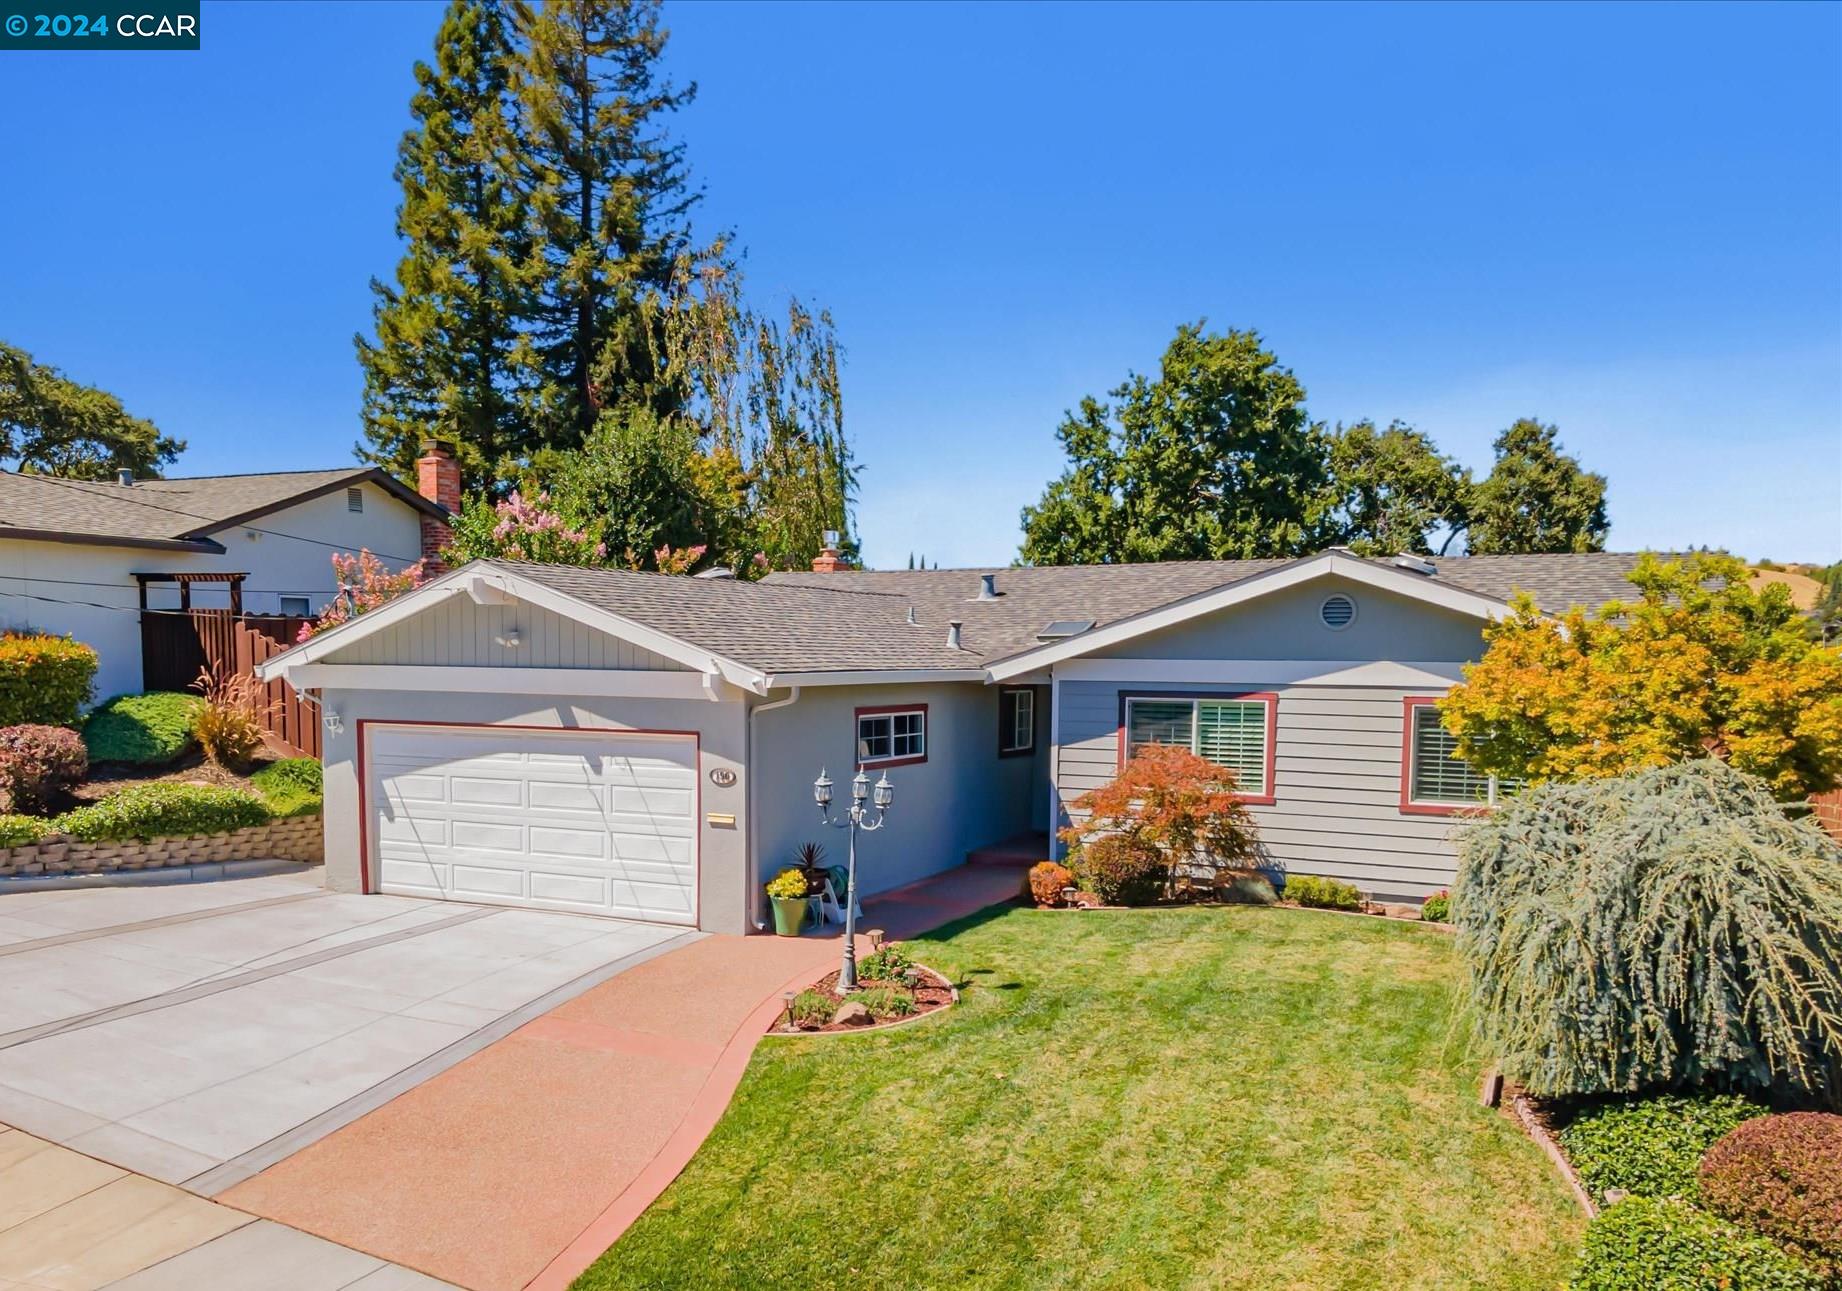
[{"left": 0, "top": 467, "right": 446, "bottom": 551}]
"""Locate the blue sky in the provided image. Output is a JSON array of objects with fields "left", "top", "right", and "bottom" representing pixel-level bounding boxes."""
[{"left": 3, "top": 1, "right": 1837, "bottom": 567}]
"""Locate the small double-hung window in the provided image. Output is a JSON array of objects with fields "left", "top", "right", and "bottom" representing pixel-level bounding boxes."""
[
  {"left": 1402, "top": 698, "right": 1520, "bottom": 812},
  {"left": 857, "top": 706, "right": 926, "bottom": 767},
  {"left": 999, "top": 687, "right": 1035, "bottom": 756},
  {"left": 1122, "top": 693, "right": 1275, "bottom": 800}
]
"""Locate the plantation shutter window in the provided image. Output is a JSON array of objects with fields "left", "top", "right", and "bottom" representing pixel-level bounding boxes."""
[
  {"left": 1196, "top": 701, "right": 1269, "bottom": 796},
  {"left": 1124, "top": 695, "right": 1273, "bottom": 798},
  {"left": 1406, "top": 702, "right": 1518, "bottom": 807}
]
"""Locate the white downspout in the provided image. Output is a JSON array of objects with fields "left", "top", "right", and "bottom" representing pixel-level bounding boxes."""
[{"left": 746, "top": 686, "right": 801, "bottom": 931}]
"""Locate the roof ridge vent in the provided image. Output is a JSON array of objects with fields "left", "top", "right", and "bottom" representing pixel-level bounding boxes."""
[{"left": 1393, "top": 553, "right": 1437, "bottom": 576}]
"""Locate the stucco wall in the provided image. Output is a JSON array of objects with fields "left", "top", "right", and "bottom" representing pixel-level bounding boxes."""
[
  {"left": 751, "top": 681, "right": 1039, "bottom": 904},
  {"left": 0, "top": 479, "right": 425, "bottom": 701},
  {"left": 317, "top": 687, "right": 752, "bottom": 935},
  {"left": 1089, "top": 575, "right": 1488, "bottom": 662}
]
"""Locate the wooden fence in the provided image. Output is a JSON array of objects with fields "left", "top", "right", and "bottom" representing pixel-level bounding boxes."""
[{"left": 139, "top": 610, "right": 321, "bottom": 758}]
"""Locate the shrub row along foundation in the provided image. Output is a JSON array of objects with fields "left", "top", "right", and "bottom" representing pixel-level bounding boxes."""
[{"left": 0, "top": 812, "right": 322, "bottom": 877}]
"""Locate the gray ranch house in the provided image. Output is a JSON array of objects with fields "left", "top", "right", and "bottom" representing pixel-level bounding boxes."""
[{"left": 255, "top": 548, "right": 1642, "bottom": 935}]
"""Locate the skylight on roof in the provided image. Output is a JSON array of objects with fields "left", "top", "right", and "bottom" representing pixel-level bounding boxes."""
[{"left": 1036, "top": 619, "right": 1095, "bottom": 641}]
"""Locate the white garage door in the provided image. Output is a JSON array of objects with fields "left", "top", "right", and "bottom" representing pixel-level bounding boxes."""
[{"left": 367, "top": 724, "right": 698, "bottom": 924}]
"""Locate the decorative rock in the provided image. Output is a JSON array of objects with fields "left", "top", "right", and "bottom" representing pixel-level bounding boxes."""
[{"left": 832, "top": 1001, "right": 874, "bottom": 1027}]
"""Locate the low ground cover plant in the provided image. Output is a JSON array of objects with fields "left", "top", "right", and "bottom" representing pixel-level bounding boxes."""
[
  {"left": 1285, "top": 874, "right": 1363, "bottom": 911},
  {"left": 854, "top": 985, "right": 916, "bottom": 1019},
  {"left": 1420, "top": 890, "right": 1451, "bottom": 922},
  {"left": 82, "top": 692, "right": 204, "bottom": 765},
  {"left": 1454, "top": 760, "right": 1842, "bottom": 1105},
  {"left": 1700, "top": 1113, "right": 1842, "bottom": 1274},
  {"left": 1059, "top": 744, "right": 1259, "bottom": 906},
  {"left": 0, "top": 724, "right": 86, "bottom": 812},
  {"left": 1557, "top": 1093, "right": 1765, "bottom": 1202},
  {"left": 249, "top": 758, "right": 323, "bottom": 817},
  {"left": 787, "top": 989, "right": 834, "bottom": 1029},
  {"left": 53, "top": 782, "right": 270, "bottom": 843},
  {"left": 0, "top": 815, "right": 46, "bottom": 847},
  {"left": 857, "top": 942, "right": 916, "bottom": 985},
  {"left": 0, "top": 633, "right": 96, "bottom": 727},
  {"left": 1570, "top": 1197, "right": 1825, "bottom": 1291}
]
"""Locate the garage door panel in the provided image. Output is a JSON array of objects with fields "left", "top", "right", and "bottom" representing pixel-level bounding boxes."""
[
  {"left": 449, "top": 864, "right": 528, "bottom": 898},
  {"left": 527, "top": 781, "right": 606, "bottom": 813},
  {"left": 369, "top": 725, "right": 699, "bottom": 925},
  {"left": 449, "top": 776, "right": 526, "bottom": 807},
  {"left": 449, "top": 821, "right": 527, "bottom": 852}
]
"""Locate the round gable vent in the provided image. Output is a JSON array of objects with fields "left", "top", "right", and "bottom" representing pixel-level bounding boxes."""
[{"left": 1320, "top": 594, "right": 1357, "bottom": 630}]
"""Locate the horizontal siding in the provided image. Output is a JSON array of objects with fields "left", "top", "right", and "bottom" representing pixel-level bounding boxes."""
[
  {"left": 1055, "top": 678, "right": 1464, "bottom": 901},
  {"left": 326, "top": 595, "right": 687, "bottom": 671}
]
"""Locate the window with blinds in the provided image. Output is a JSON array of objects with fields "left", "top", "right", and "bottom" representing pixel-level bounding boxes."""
[
  {"left": 1406, "top": 703, "right": 1521, "bottom": 805},
  {"left": 1124, "top": 695, "right": 1272, "bottom": 797}
]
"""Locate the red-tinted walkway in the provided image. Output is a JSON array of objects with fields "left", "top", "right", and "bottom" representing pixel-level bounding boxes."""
[{"left": 220, "top": 864, "right": 1026, "bottom": 1291}]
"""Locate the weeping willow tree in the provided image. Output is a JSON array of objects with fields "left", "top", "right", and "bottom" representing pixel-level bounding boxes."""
[
  {"left": 636, "top": 244, "right": 858, "bottom": 573},
  {"left": 1453, "top": 760, "right": 1842, "bottom": 1107}
]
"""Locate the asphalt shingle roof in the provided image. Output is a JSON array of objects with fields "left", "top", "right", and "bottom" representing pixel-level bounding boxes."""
[
  {"left": 490, "top": 551, "right": 1651, "bottom": 677},
  {"left": 0, "top": 468, "right": 440, "bottom": 549}
]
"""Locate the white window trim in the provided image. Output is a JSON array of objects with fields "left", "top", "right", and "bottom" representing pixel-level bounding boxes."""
[
  {"left": 1404, "top": 703, "right": 1506, "bottom": 808},
  {"left": 856, "top": 708, "right": 927, "bottom": 766},
  {"left": 1000, "top": 687, "right": 1035, "bottom": 754}
]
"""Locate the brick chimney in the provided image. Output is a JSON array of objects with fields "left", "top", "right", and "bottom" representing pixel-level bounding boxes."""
[
  {"left": 810, "top": 529, "right": 845, "bottom": 573},
  {"left": 416, "top": 438, "right": 460, "bottom": 572}
]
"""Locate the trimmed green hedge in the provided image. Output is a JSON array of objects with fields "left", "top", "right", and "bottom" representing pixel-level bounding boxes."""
[
  {"left": 249, "top": 758, "right": 323, "bottom": 818},
  {"left": 0, "top": 634, "right": 96, "bottom": 727},
  {"left": 52, "top": 783, "right": 270, "bottom": 843},
  {"left": 0, "top": 815, "right": 47, "bottom": 848},
  {"left": 1558, "top": 1093, "right": 1767, "bottom": 1202},
  {"left": 1570, "top": 1197, "right": 1825, "bottom": 1290},
  {"left": 82, "top": 693, "right": 204, "bottom": 765},
  {"left": 1285, "top": 874, "right": 1363, "bottom": 910}
]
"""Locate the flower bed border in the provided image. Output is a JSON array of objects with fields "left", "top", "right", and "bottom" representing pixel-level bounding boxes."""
[
  {"left": 0, "top": 812, "right": 322, "bottom": 878},
  {"left": 767, "top": 963, "right": 959, "bottom": 1038}
]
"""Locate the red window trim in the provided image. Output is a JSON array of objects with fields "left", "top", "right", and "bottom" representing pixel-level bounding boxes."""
[
  {"left": 998, "top": 686, "right": 1036, "bottom": 759},
  {"left": 1399, "top": 696, "right": 1492, "bottom": 818},
  {"left": 1115, "top": 690, "right": 1278, "bottom": 806},
  {"left": 854, "top": 702, "right": 929, "bottom": 768}
]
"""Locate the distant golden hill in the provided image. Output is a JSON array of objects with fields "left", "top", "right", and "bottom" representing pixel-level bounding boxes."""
[{"left": 1747, "top": 567, "right": 1823, "bottom": 610}]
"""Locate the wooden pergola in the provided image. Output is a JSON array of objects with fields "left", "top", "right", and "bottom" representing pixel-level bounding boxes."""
[{"left": 131, "top": 571, "right": 249, "bottom": 614}]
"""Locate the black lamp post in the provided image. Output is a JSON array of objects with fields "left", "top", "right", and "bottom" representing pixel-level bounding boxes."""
[{"left": 814, "top": 765, "right": 894, "bottom": 992}]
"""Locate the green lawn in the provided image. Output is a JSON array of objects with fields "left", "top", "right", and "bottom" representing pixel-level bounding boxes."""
[{"left": 575, "top": 904, "right": 1584, "bottom": 1291}]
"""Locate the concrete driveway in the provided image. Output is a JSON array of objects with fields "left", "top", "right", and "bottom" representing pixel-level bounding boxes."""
[{"left": 0, "top": 869, "right": 696, "bottom": 1195}]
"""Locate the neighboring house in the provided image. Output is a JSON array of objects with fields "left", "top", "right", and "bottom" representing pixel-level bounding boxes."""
[
  {"left": 255, "top": 545, "right": 1644, "bottom": 936},
  {"left": 0, "top": 443, "right": 459, "bottom": 699}
]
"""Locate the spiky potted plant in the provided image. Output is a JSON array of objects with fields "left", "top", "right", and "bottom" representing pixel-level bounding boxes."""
[
  {"left": 766, "top": 866, "right": 810, "bottom": 937},
  {"left": 794, "top": 841, "right": 828, "bottom": 896}
]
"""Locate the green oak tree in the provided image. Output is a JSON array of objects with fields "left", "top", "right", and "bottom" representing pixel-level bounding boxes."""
[
  {"left": 1321, "top": 420, "right": 1472, "bottom": 556},
  {"left": 356, "top": 0, "right": 535, "bottom": 492},
  {"left": 0, "top": 341, "right": 181, "bottom": 479},
  {"left": 1464, "top": 417, "right": 1609, "bottom": 554},
  {"left": 1019, "top": 323, "right": 1329, "bottom": 564}
]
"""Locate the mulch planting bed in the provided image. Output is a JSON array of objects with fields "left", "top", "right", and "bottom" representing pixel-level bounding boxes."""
[{"left": 770, "top": 964, "right": 956, "bottom": 1035}]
